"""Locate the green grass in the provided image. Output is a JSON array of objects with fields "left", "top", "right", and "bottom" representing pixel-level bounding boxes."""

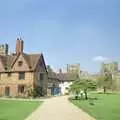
[
  {"left": 0, "top": 100, "right": 40, "bottom": 120},
  {"left": 71, "top": 93, "right": 120, "bottom": 120}
]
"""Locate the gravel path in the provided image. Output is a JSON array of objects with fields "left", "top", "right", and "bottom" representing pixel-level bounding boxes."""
[{"left": 25, "top": 96, "right": 95, "bottom": 120}]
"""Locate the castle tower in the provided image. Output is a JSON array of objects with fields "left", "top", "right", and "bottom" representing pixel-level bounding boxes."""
[{"left": 67, "top": 63, "right": 80, "bottom": 77}]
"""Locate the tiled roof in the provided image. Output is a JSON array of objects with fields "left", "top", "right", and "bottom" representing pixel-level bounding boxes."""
[
  {"left": 0, "top": 55, "right": 17, "bottom": 70},
  {"left": 48, "top": 70, "right": 78, "bottom": 81},
  {"left": 22, "top": 53, "right": 41, "bottom": 70},
  {"left": 48, "top": 72, "right": 59, "bottom": 80},
  {"left": 0, "top": 53, "right": 41, "bottom": 72},
  {"left": 57, "top": 73, "right": 79, "bottom": 81}
]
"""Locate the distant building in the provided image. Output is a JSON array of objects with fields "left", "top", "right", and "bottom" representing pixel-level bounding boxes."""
[
  {"left": 53, "top": 64, "right": 81, "bottom": 95},
  {"left": 80, "top": 70, "right": 90, "bottom": 79},
  {"left": 0, "top": 44, "right": 8, "bottom": 56},
  {"left": 57, "top": 68, "right": 79, "bottom": 95},
  {"left": 101, "top": 61, "right": 118, "bottom": 74},
  {"left": 67, "top": 63, "right": 80, "bottom": 77},
  {"left": 47, "top": 65, "right": 60, "bottom": 96}
]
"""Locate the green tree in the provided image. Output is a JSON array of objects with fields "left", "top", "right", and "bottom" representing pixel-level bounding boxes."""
[
  {"left": 69, "top": 79, "right": 97, "bottom": 100},
  {"left": 98, "top": 72, "right": 113, "bottom": 93},
  {"left": 69, "top": 80, "right": 81, "bottom": 99}
]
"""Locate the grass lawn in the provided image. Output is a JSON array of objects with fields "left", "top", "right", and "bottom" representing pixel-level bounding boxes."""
[
  {"left": 71, "top": 93, "right": 120, "bottom": 120},
  {"left": 0, "top": 100, "right": 40, "bottom": 120}
]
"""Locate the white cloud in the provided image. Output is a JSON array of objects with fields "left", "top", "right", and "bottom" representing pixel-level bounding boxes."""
[{"left": 92, "top": 56, "right": 108, "bottom": 62}]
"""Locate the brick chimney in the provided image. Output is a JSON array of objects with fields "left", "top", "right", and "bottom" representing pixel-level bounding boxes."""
[
  {"left": 16, "top": 38, "right": 24, "bottom": 55},
  {"left": 19, "top": 38, "right": 24, "bottom": 53}
]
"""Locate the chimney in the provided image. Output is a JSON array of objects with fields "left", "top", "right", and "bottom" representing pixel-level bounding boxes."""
[
  {"left": 19, "top": 38, "right": 24, "bottom": 53},
  {"left": 16, "top": 38, "right": 20, "bottom": 55},
  {"left": 16, "top": 38, "right": 24, "bottom": 55}
]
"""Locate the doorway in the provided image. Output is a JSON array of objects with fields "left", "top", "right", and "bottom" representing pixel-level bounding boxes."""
[{"left": 5, "top": 87, "right": 10, "bottom": 96}]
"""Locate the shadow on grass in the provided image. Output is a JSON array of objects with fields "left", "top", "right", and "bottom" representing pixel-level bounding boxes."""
[{"left": 68, "top": 95, "right": 99, "bottom": 106}]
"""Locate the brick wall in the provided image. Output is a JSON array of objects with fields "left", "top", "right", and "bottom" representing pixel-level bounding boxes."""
[{"left": 0, "top": 72, "right": 34, "bottom": 96}]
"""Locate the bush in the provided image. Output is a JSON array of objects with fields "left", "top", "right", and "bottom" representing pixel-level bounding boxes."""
[{"left": 34, "top": 86, "right": 44, "bottom": 97}]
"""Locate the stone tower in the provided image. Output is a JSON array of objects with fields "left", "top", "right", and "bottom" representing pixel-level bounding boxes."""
[{"left": 67, "top": 63, "right": 80, "bottom": 77}]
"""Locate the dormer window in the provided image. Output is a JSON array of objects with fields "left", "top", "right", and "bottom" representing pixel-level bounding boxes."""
[
  {"left": 29, "top": 66, "right": 32, "bottom": 69},
  {"left": 18, "top": 61, "right": 23, "bottom": 66},
  {"left": 5, "top": 67, "right": 7, "bottom": 70}
]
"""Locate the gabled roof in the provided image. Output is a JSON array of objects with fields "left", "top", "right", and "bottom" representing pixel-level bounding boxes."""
[
  {"left": 21, "top": 53, "right": 41, "bottom": 70},
  {"left": 0, "top": 52, "right": 43, "bottom": 72},
  {"left": 0, "top": 55, "right": 17, "bottom": 70}
]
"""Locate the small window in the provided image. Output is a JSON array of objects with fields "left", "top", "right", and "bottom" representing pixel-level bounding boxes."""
[
  {"left": 19, "top": 72, "right": 25, "bottom": 80},
  {"left": 18, "top": 61, "right": 23, "bottom": 66},
  {"left": 29, "top": 66, "right": 32, "bottom": 69},
  {"left": 40, "top": 73, "right": 44, "bottom": 80},
  {"left": 18, "top": 85, "right": 25, "bottom": 93},
  {"left": 7, "top": 73, "right": 11, "bottom": 77}
]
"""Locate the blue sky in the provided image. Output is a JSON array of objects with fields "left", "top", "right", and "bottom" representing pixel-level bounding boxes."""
[{"left": 0, "top": 0, "right": 120, "bottom": 73}]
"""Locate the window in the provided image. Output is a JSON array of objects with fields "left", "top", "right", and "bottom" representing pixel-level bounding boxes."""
[
  {"left": 40, "top": 73, "right": 44, "bottom": 80},
  {"left": 0, "top": 73, "right": 1, "bottom": 80},
  {"left": 5, "top": 87, "right": 10, "bottom": 96},
  {"left": 19, "top": 72, "right": 25, "bottom": 80},
  {"left": 18, "top": 85, "right": 25, "bottom": 93},
  {"left": 18, "top": 61, "right": 23, "bottom": 66},
  {"left": 7, "top": 73, "right": 11, "bottom": 77}
]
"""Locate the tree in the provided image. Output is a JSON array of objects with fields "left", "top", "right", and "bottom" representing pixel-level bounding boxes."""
[
  {"left": 69, "top": 80, "right": 81, "bottom": 99},
  {"left": 98, "top": 72, "right": 113, "bottom": 93},
  {"left": 69, "top": 79, "right": 97, "bottom": 100}
]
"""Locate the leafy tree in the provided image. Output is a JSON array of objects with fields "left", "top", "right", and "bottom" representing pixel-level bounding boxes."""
[
  {"left": 98, "top": 72, "right": 113, "bottom": 93},
  {"left": 69, "top": 79, "right": 97, "bottom": 100},
  {"left": 69, "top": 80, "right": 81, "bottom": 99}
]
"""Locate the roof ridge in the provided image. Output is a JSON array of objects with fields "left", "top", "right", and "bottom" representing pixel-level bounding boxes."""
[{"left": 0, "top": 52, "right": 43, "bottom": 72}]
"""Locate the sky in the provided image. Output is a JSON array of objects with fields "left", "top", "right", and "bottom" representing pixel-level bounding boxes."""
[{"left": 0, "top": 0, "right": 120, "bottom": 73}]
